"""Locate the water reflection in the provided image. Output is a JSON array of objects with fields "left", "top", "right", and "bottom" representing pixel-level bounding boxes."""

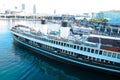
[
  {"left": 13, "top": 42, "right": 79, "bottom": 80},
  {"left": 0, "top": 20, "right": 8, "bottom": 34}
]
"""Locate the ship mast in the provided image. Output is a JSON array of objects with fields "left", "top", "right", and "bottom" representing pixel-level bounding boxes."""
[
  {"left": 98, "top": 24, "right": 101, "bottom": 48},
  {"left": 33, "top": 3, "right": 36, "bottom": 27}
]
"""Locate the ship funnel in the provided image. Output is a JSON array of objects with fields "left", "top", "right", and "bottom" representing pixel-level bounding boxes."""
[
  {"left": 39, "top": 19, "right": 48, "bottom": 35},
  {"left": 41, "top": 19, "right": 46, "bottom": 24},
  {"left": 61, "top": 21, "right": 68, "bottom": 27},
  {"left": 60, "top": 21, "right": 70, "bottom": 38}
]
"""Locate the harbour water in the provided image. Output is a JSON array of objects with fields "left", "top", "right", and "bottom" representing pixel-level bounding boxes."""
[{"left": 0, "top": 20, "right": 119, "bottom": 80}]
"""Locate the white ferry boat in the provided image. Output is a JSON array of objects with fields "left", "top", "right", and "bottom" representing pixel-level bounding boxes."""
[{"left": 11, "top": 20, "right": 120, "bottom": 76}]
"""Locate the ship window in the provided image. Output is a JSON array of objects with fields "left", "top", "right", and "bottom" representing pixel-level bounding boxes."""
[
  {"left": 70, "top": 45, "right": 73, "bottom": 48},
  {"left": 49, "top": 40, "right": 51, "bottom": 42},
  {"left": 117, "top": 54, "right": 120, "bottom": 59},
  {"left": 87, "top": 48, "right": 90, "bottom": 52},
  {"left": 77, "top": 46, "right": 79, "bottom": 50},
  {"left": 47, "top": 39, "right": 49, "bottom": 42},
  {"left": 59, "top": 42, "right": 61, "bottom": 45},
  {"left": 112, "top": 53, "right": 117, "bottom": 58},
  {"left": 80, "top": 47, "right": 83, "bottom": 50},
  {"left": 42, "top": 38, "right": 44, "bottom": 41},
  {"left": 61, "top": 42, "right": 63, "bottom": 46},
  {"left": 101, "top": 59, "right": 104, "bottom": 62},
  {"left": 67, "top": 44, "right": 69, "bottom": 47},
  {"left": 74, "top": 53, "right": 77, "bottom": 56},
  {"left": 74, "top": 45, "right": 76, "bottom": 49},
  {"left": 103, "top": 51, "right": 107, "bottom": 56},
  {"left": 95, "top": 50, "right": 98, "bottom": 54},
  {"left": 62, "top": 50, "right": 64, "bottom": 52},
  {"left": 95, "top": 58, "right": 97, "bottom": 61},
  {"left": 67, "top": 51, "right": 70, "bottom": 54},
  {"left": 69, "top": 52, "right": 71, "bottom": 55},
  {"left": 60, "top": 49, "right": 62, "bottom": 52},
  {"left": 66, "top": 51, "right": 68, "bottom": 54},
  {"left": 54, "top": 41, "right": 56, "bottom": 44},
  {"left": 99, "top": 50, "right": 102, "bottom": 55},
  {"left": 46, "top": 39, "right": 48, "bottom": 42},
  {"left": 91, "top": 49, "right": 94, "bottom": 53},
  {"left": 64, "top": 43, "right": 66, "bottom": 46},
  {"left": 65, "top": 50, "right": 67, "bottom": 53},
  {"left": 50, "top": 40, "right": 52, "bottom": 43},
  {"left": 48, "top": 40, "right": 50, "bottom": 43},
  {"left": 45, "top": 39, "right": 47, "bottom": 41},
  {"left": 56, "top": 41, "right": 58, "bottom": 44},
  {"left": 44, "top": 39, "right": 46, "bottom": 42},
  {"left": 73, "top": 53, "right": 75, "bottom": 56},
  {"left": 53, "top": 41, "right": 55, "bottom": 44},
  {"left": 108, "top": 52, "right": 112, "bottom": 57},
  {"left": 63, "top": 50, "right": 65, "bottom": 53},
  {"left": 64, "top": 50, "right": 66, "bottom": 53},
  {"left": 71, "top": 52, "right": 73, "bottom": 55},
  {"left": 93, "top": 57, "right": 95, "bottom": 61},
  {"left": 40, "top": 38, "right": 42, "bottom": 40},
  {"left": 47, "top": 39, "right": 48, "bottom": 42},
  {"left": 72, "top": 52, "right": 74, "bottom": 56},
  {"left": 84, "top": 47, "right": 86, "bottom": 51}
]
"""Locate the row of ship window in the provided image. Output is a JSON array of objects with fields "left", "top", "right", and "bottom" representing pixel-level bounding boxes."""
[
  {"left": 39, "top": 44, "right": 115, "bottom": 64},
  {"left": 38, "top": 37, "right": 120, "bottom": 59},
  {"left": 61, "top": 49, "right": 115, "bottom": 64}
]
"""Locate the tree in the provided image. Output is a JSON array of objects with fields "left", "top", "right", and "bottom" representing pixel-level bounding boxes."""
[{"left": 89, "top": 18, "right": 108, "bottom": 23}]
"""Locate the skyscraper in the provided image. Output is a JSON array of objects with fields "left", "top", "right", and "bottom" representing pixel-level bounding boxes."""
[
  {"left": 22, "top": 4, "right": 25, "bottom": 11},
  {"left": 15, "top": 6, "right": 18, "bottom": 10},
  {"left": 54, "top": 10, "right": 56, "bottom": 14},
  {"left": 33, "top": 4, "right": 36, "bottom": 14}
]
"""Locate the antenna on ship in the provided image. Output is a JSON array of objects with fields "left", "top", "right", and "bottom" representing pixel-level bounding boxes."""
[
  {"left": 33, "top": 3, "right": 36, "bottom": 27},
  {"left": 98, "top": 23, "right": 101, "bottom": 48}
]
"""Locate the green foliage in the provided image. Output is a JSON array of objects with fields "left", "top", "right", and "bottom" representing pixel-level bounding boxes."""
[{"left": 89, "top": 18, "right": 108, "bottom": 23}]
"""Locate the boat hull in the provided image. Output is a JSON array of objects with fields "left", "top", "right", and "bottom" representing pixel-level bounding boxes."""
[{"left": 12, "top": 33, "right": 120, "bottom": 76}]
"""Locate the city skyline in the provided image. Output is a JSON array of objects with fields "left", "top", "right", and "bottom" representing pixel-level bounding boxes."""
[{"left": 0, "top": 0, "right": 120, "bottom": 14}]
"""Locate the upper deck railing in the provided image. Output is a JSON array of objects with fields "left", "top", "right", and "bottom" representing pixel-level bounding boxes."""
[{"left": 11, "top": 27, "right": 99, "bottom": 48}]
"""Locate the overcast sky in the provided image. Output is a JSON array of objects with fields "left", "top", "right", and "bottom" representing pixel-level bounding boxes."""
[{"left": 0, "top": 0, "right": 120, "bottom": 14}]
